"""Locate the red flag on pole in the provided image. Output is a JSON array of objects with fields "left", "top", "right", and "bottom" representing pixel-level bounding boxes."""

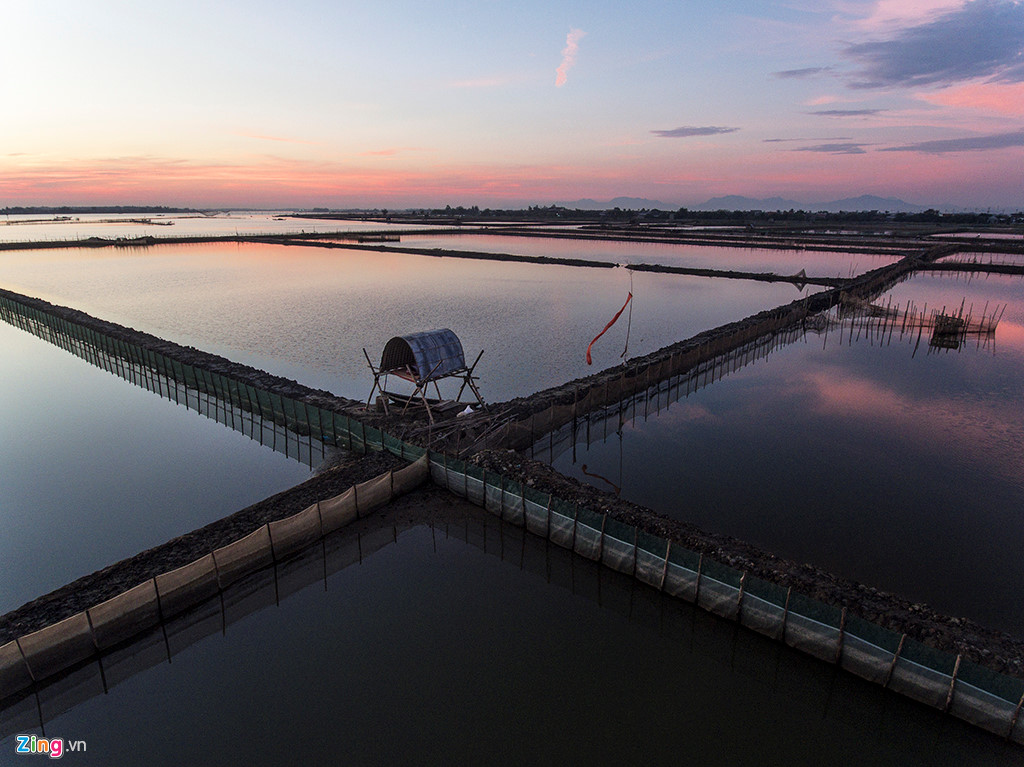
[{"left": 586, "top": 292, "right": 633, "bottom": 365}]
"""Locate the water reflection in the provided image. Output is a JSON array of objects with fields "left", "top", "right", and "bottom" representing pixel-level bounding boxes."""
[
  {"left": 0, "top": 242, "right": 809, "bottom": 401},
  {"left": 389, "top": 232, "right": 904, "bottom": 277},
  {"left": 0, "top": 308, "right": 312, "bottom": 612},
  {"left": 530, "top": 289, "right": 1005, "bottom": 465},
  {"left": 0, "top": 212, "right": 422, "bottom": 243},
  {"left": 0, "top": 297, "right": 334, "bottom": 468},
  {"left": 544, "top": 274, "right": 1024, "bottom": 635},
  {"left": 2, "top": 504, "right": 1018, "bottom": 766}
]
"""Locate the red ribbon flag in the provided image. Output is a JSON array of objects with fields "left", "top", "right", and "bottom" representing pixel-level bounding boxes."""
[{"left": 586, "top": 292, "right": 633, "bottom": 365}]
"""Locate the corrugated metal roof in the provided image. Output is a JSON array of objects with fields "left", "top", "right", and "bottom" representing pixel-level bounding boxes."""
[{"left": 380, "top": 328, "right": 467, "bottom": 383}]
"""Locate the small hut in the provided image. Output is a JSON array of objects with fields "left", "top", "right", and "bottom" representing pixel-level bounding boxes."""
[{"left": 364, "top": 329, "right": 484, "bottom": 422}]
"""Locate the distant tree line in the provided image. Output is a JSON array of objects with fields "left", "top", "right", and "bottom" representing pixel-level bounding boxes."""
[
  {"left": 2, "top": 206, "right": 196, "bottom": 215},
  {"left": 674, "top": 208, "right": 1023, "bottom": 225},
  {"left": 12, "top": 204, "right": 1019, "bottom": 227},
  {"left": 384, "top": 204, "right": 1023, "bottom": 226}
]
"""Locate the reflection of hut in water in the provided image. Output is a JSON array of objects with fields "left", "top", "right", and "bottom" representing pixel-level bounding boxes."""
[
  {"left": 364, "top": 328, "right": 485, "bottom": 422},
  {"left": 929, "top": 312, "right": 967, "bottom": 349}
]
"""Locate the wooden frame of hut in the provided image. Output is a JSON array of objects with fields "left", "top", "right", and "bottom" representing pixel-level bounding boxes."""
[{"left": 364, "top": 328, "right": 485, "bottom": 423}]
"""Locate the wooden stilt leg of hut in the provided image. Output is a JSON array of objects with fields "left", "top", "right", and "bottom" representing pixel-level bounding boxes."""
[
  {"left": 420, "top": 384, "right": 435, "bottom": 424},
  {"left": 456, "top": 350, "right": 484, "bottom": 403},
  {"left": 400, "top": 384, "right": 419, "bottom": 416},
  {"left": 459, "top": 350, "right": 486, "bottom": 407},
  {"left": 465, "top": 375, "right": 485, "bottom": 407},
  {"left": 362, "top": 348, "right": 388, "bottom": 415}
]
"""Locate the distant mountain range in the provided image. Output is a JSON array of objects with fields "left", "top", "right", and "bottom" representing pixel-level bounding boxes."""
[
  {"left": 554, "top": 194, "right": 933, "bottom": 213},
  {"left": 553, "top": 197, "right": 675, "bottom": 211},
  {"left": 693, "top": 195, "right": 932, "bottom": 213}
]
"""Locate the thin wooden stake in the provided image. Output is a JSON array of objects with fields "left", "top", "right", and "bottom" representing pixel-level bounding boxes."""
[
  {"left": 631, "top": 528, "right": 639, "bottom": 578},
  {"left": 659, "top": 542, "right": 671, "bottom": 591},
  {"left": 1008, "top": 691, "right": 1024, "bottom": 741},
  {"left": 945, "top": 654, "right": 962, "bottom": 712},
  {"left": 835, "top": 607, "right": 847, "bottom": 664},
  {"left": 737, "top": 572, "right": 747, "bottom": 623},
  {"left": 885, "top": 634, "right": 907, "bottom": 688},
  {"left": 694, "top": 553, "right": 704, "bottom": 604},
  {"left": 781, "top": 586, "right": 793, "bottom": 642}
]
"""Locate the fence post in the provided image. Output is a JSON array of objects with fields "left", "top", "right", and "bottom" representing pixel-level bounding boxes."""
[
  {"left": 631, "top": 528, "right": 638, "bottom": 578},
  {"left": 737, "top": 572, "right": 747, "bottom": 623},
  {"left": 1008, "top": 691, "right": 1024, "bottom": 741},
  {"left": 314, "top": 501, "right": 325, "bottom": 538},
  {"left": 694, "top": 553, "right": 704, "bottom": 603},
  {"left": 266, "top": 523, "right": 277, "bottom": 562},
  {"left": 835, "top": 607, "right": 847, "bottom": 664},
  {"left": 14, "top": 639, "right": 36, "bottom": 683},
  {"left": 152, "top": 576, "right": 165, "bottom": 624},
  {"left": 780, "top": 586, "right": 793, "bottom": 642},
  {"left": 945, "top": 655, "right": 961, "bottom": 712},
  {"left": 659, "top": 542, "right": 671, "bottom": 591},
  {"left": 884, "top": 634, "right": 907, "bottom": 689},
  {"left": 497, "top": 471, "right": 505, "bottom": 520}
]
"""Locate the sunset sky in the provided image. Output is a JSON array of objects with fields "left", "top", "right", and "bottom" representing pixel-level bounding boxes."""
[{"left": 3, "top": 0, "right": 1023, "bottom": 209}]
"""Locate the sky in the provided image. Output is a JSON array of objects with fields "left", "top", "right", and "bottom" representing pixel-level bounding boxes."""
[{"left": 2, "top": 0, "right": 1023, "bottom": 210}]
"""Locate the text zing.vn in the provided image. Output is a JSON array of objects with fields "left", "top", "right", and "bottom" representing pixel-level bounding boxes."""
[{"left": 15, "top": 735, "right": 87, "bottom": 759}]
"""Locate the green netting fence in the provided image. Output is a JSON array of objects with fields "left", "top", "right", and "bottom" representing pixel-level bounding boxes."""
[
  {"left": 2, "top": 290, "right": 1022, "bottom": 744},
  {"left": 426, "top": 452, "right": 1024, "bottom": 744}
]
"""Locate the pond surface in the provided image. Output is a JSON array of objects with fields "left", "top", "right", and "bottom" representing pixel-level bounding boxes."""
[
  {"left": 548, "top": 273, "right": 1024, "bottom": 635},
  {"left": 382, "top": 231, "right": 903, "bottom": 278},
  {"left": 0, "top": 212, "right": 419, "bottom": 243},
  {"left": 0, "top": 242, "right": 810, "bottom": 402},
  {"left": 2, "top": 236, "right": 1022, "bottom": 759},
  {"left": 0, "top": 318, "right": 312, "bottom": 613},
  {"left": 3, "top": 509, "right": 1019, "bottom": 767}
]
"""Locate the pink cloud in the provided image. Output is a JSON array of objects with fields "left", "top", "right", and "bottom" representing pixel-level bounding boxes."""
[
  {"left": 555, "top": 29, "right": 585, "bottom": 87},
  {"left": 0, "top": 154, "right": 640, "bottom": 207},
  {"left": 0, "top": 137, "right": 1018, "bottom": 209},
  {"left": 919, "top": 82, "right": 1024, "bottom": 117},
  {"left": 854, "top": 0, "right": 965, "bottom": 31}
]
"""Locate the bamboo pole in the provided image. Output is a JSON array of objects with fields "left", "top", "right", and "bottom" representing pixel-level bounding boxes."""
[{"left": 885, "top": 634, "right": 907, "bottom": 688}]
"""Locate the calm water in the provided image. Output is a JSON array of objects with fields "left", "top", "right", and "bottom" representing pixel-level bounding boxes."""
[
  {"left": 932, "top": 232, "right": 1024, "bottom": 240},
  {"left": 381, "top": 232, "right": 903, "bottom": 277},
  {"left": 2, "top": 237, "right": 1023, "bottom": 759},
  {"left": 2, "top": 510, "right": 1019, "bottom": 767},
  {"left": 549, "top": 273, "right": 1024, "bottom": 634},
  {"left": 0, "top": 212, "right": 420, "bottom": 243},
  {"left": 0, "top": 242, "right": 811, "bottom": 402},
  {"left": 0, "top": 319, "right": 312, "bottom": 612}
]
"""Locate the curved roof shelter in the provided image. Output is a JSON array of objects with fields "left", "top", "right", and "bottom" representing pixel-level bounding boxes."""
[
  {"left": 366, "top": 328, "right": 485, "bottom": 422},
  {"left": 380, "top": 328, "right": 467, "bottom": 384}
]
